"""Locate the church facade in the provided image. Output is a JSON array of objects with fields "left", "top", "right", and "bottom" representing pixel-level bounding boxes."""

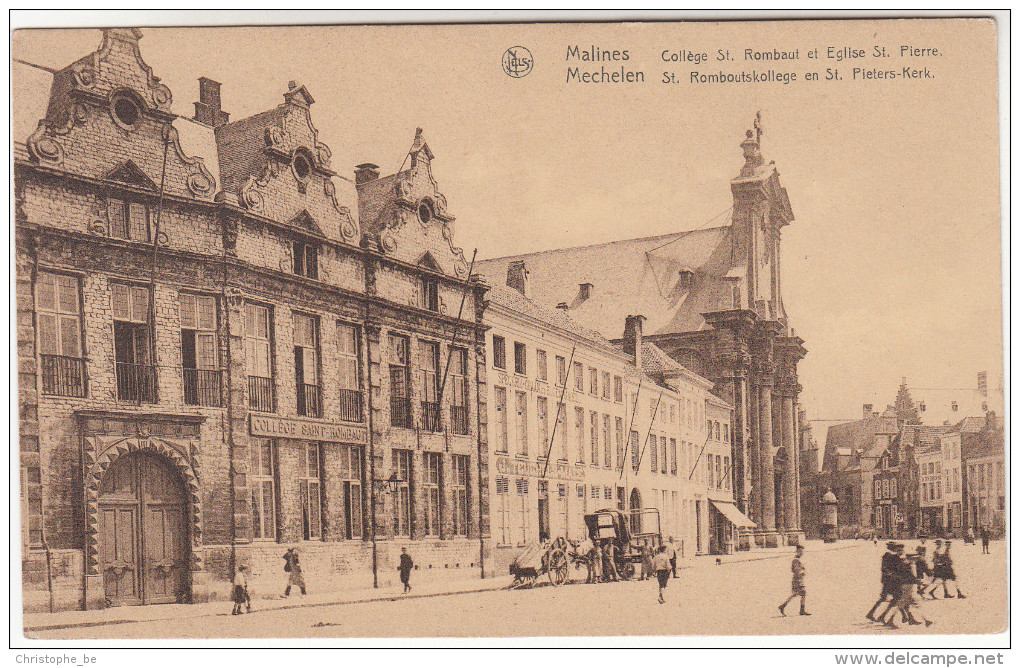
[{"left": 478, "top": 122, "right": 808, "bottom": 544}]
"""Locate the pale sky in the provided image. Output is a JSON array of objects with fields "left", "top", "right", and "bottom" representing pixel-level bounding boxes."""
[{"left": 11, "top": 19, "right": 1004, "bottom": 423}]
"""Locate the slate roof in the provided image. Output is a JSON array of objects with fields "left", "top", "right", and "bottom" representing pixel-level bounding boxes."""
[
  {"left": 477, "top": 225, "right": 734, "bottom": 340},
  {"left": 486, "top": 283, "right": 617, "bottom": 354}
]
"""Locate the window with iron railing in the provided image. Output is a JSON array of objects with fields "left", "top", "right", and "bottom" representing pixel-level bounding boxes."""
[
  {"left": 38, "top": 272, "right": 86, "bottom": 397},
  {"left": 337, "top": 322, "right": 363, "bottom": 422},
  {"left": 450, "top": 346, "right": 469, "bottom": 435},
  {"left": 180, "top": 293, "right": 221, "bottom": 407},
  {"left": 294, "top": 313, "right": 321, "bottom": 417},
  {"left": 112, "top": 283, "right": 156, "bottom": 403},
  {"left": 389, "top": 334, "right": 412, "bottom": 428},
  {"left": 419, "top": 340, "right": 442, "bottom": 431},
  {"left": 245, "top": 303, "right": 274, "bottom": 412}
]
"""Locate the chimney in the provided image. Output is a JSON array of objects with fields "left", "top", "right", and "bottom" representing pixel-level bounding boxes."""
[
  {"left": 623, "top": 315, "right": 646, "bottom": 370},
  {"left": 986, "top": 410, "right": 997, "bottom": 431},
  {"left": 863, "top": 404, "right": 873, "bottom": 419},
  {"left": 193, "top": 77, "right": 230, "bottom": 127},
  {"left": 506, "top": 260, "right": 529, "bottom": 298},
  {"left": 579, "top": 282, "right": 593, "bottom": 301},
  {"left": 355, "top": 163, "right": 380, "bottom": 185}
]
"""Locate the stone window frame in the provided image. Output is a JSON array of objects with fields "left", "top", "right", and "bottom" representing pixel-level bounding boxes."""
[{"left": 37, "top": 269, "right": 87, "bottom": 397}]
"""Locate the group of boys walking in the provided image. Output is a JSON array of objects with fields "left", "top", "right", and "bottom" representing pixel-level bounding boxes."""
[{"left": 865, "top": 539, "right": 965, "bottom": 628}]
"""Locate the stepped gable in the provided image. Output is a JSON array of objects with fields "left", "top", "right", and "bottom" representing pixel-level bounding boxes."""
[
  {"left": 355, "top": 128, "right": 471, "bottom": 279},
  {"left": 215, "top": 81, "right": 359, "bottom": 245}
]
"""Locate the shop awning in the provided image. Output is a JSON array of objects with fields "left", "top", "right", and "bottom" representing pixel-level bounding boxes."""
[{"left": 710, "top": 500, "right": 756, "bottom": 528}]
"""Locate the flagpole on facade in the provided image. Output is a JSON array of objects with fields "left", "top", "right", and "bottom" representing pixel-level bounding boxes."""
[
  {"left": 619, "top": 379, "right": 643, "bottom": 482},
  {"left": 541, "top": 346, "right": 576, "bottom": 479}
]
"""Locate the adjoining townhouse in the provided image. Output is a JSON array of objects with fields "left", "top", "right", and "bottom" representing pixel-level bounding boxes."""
[
  {"left": 916, "top": 442, "right": 944, "bottom": 535},
  {"left": 16, "top": 29, "right": 488, "bottom": 612},
  {"left": 482, "top": 265, "right": 742, "bottom": 572},
  {"left": 959, "top": 414, "right": 1005, "bottom": 535},
  {"left": 936, "top": 430, "right": 964, "bottom": 536}
]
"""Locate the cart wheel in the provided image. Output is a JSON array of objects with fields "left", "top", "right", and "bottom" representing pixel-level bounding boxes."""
[
  {"left": 619, "top": 562, "right": 636, "bottom": 581},
  {"left": 548, "top": 550, "right": 569, "bottom": 586}
]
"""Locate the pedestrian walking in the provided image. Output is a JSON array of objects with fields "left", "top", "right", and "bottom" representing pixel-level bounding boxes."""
[
  {"left": 638, "top": 545, "right": 653, "bottom": 581},
  {"left": 652, "top": 545, "right": 672, "bottom": 604},
  {"left": 602, "top": 540, "right": 620, "bottom": 582},
  {"left": 231, "top": 564, "right": 250, "bottom": 615},
  {"left": 875, "top": 544, "right": 910, "bottom": 628},
  {"left": 981, "top": 527, "right": 990, "bottom": 554},
  {"left": 937, "top": 541, "right": 966, "bottom": 598},
  {"left": 577, "top": 536, "right": 597, "bottom": 584},
  {"left": 913, "top": 546, "right": 935, "bottom": 599},
  {"left": 778, "top": 545, "right": 810, "bottom": 616},
  {"left": 282, "top": 547, "right": 306, "bottom": 597},
  {"left": 666, "top": 537, "right": 678, "bottom": 578},
  {"left": 590, "top": 540, "right": 603, "bottom": 583},
  {"left": 866, "top": 542, "right": 903, "bottom": 623},
  {"left": 398, "top": 546, "right": 414, "bottom": 593}
]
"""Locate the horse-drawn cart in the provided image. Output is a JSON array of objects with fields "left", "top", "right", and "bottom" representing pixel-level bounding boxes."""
[{"left": 508, "top": 536, "right": 571, "bottom": 588}]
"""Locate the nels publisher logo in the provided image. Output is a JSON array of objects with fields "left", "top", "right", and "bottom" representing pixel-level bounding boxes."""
[{"left": 502, "top": 46, "right": 533, "bottom": 78}]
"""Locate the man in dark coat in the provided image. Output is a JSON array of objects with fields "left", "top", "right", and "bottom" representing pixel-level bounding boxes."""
[
  {"left": 866, "top": 542, "right": 903, "bottom": 622},
  {"left": 981, "top": 527, "right": 991, "bottom": 554},
  {"left": 282, "top": 547, "right": 306, "bottom": 597},
  {"left": 398, "top": 547, "right": 414, "bottom": 593}
]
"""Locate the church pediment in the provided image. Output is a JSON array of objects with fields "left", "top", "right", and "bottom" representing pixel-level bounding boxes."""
[{"left": 289, "top": 209, "right": 324, "bottom": 236}]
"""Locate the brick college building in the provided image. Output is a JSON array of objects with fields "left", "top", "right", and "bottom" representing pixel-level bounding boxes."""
[
  {"left": 16, "top": 29, "right": 489, "bottom": 611},
  {"left": 477, "top": 121, "right": 808, "bottom": 545}
]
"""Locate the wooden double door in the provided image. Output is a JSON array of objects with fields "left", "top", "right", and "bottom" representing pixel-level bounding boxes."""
[{"left": 98, "top": 452, "right": 189, "bottom": 606}]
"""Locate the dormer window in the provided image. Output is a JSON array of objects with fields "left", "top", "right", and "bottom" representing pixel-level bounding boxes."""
[
  {"left": 111, "top": 93, "right": 141, "bottom": 129},
  {"left": 679, "top": 269, "right": 695, "bottom": 289},
  {"left": 293, "top": 240, "right": 318, "bottom": 279}
]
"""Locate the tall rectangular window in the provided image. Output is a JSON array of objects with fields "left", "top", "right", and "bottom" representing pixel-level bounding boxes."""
[
  {"left": 575, "top": 407, "right": 586, "bottom": 463},
  {"left": 298, "top": 442, "right": 322, "bottom": 540},
  {"left": 180, "top": 293, "right": 220, "bottom": 407},
  {"left": 38, "top": 272, "right": 85, "bottom": 397},
  {"left": 603, "top": 414, "right": 612, "bottom": 468},
  {"left": 660, "top": 436, "right": 668, "bottom": 474},
  {"left": 613, "top": 376, "right": 623, "bottom": 402},
  {"left": 514, "top": 342, "right": 527, "bottom": 375},
  {"left": 492, "top": 335, "right": 506, "bottom": 370},
  {"left": 670, "top": 438, "right": 678, "bottom": 475},
  {"left": 589, "top": 411, "right": 598, "bottom": 466},
  {"left": 419, "top": 340, "right": 442, "bottom": 431},
  {"left": 557, "top": 402, "right": 568, "bottom": 460},
  {"left": 631, "top": 431, "right": 640, "bottom": 471},
  {"left": 601, "top": 371, "right": 611, "bottom": 400},
  {"left": 245, "top": 303, "right": 274, "bottom": 412},
  {"left": 337, "top": 322, "right": 362, "bottom": 422},
  {"left": 573, "top": 362, "right": 584, "bottom": 392},
  {"left": 556, "top": 355, "right": 567, "bottom": 386},
  {"left": 293, "top": 313, "right": 320, "bottom": 417},
  {"left": 340, "top": 445, "right": 363, "bottom": 539},
  {"left": 450, "top": 347, "right": 469, "bottom": 435},
  {"left": 292, "top": 240, "right": 319, "bottom": 279},
  {"left": 250, "top": 439, "right": 276, "bottom": 540},
  {"left": 536, "top": 349, "right": 548, "bottom": 381},
  {"left": 393, "top": 449, "right": 412, "bottom": 537},
  {"left": 418, "top": 276, "right": 439, "bottom": 312},
  {"left": 107, "top": 198, "right": 150, "bottom": 241},
  {"left": 515, "top": 391, "right": 529, "bottom": 456},
  {"left": 516, "top": 478, "right": 530, "bottom": 545},
  {"left": 493, "top": 386, "right": 508, "bottom": 452},
  {"left": 616, "top": 417, "right": 625, "bottom": 469},
  {"left": 112, "top": 283, "right": 155, "bottom": 403},
  {"left": 650, "top": 433, "right": 659, "bottom": 472},
  {"left": 389, "top": 334, "right": 412, "bottom": 428},
  {"left": 451, "top": 455, "right": 469, "bottom": 537},
  {"left": 589, "top": 367, "right": 598, "bottom": 395},
  {"left": 495, "top": 477, "right": 511, "bottom": 545},
  {"left": 423, "top": 452, "right": 442, "bottom": 537},
  {"left": 536, "top": 396, "right": 549, "bottom": 457}
]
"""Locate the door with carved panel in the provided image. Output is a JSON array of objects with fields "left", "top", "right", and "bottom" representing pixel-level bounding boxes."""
[{"left": 99, "top": 452, "right": 188, "bottom": 605}]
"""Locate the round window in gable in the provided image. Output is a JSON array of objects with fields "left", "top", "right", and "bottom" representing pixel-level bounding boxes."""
[
  {"left": 111, "top": 95, "right": 141, "bottom": 129},
  {"left": 292, "top": 149, "right": 314, "bottom": 182},
  {"left": 418, "top": 199, "right": 433, "bottom": 224}
]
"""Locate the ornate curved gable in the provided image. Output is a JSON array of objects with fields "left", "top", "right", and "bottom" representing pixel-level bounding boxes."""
[
  {"left": 26, "top": 28, "right": 216, "bottom": 200},
  {"left": 358, "top": 128, "right": 470, "bottom": 278},
  {"left": 224, "top": 81, "right": 359, "bottom": 245}
]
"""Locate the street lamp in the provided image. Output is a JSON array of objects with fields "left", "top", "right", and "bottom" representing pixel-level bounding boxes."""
[{"left": 375, "top": 471, "right": 404, "bottom": 495}]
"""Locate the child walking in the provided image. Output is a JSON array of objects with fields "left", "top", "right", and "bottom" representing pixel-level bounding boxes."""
[
  {"left": 652, "top": 545, "right": 672, "bottom": 604},
  {"left": 231, "top": 564, "right": 250, "bottom": 615},
  {"left": 778, "top": 545, "right": 810, "bottom": 616}
]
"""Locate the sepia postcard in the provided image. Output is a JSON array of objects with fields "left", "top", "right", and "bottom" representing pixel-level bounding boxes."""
[{"left": 10, "top": 12, "right": 1007, "bottom": 656}]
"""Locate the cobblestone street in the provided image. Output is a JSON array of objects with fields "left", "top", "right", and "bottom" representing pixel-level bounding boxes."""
[{"left": 26, "top": 540, "right": 1006, "bottom": 639}]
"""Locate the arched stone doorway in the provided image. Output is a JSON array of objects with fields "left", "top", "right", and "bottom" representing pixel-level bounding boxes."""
[{"left": 98, "top": 451, "right": 189, "bottom": 606}]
